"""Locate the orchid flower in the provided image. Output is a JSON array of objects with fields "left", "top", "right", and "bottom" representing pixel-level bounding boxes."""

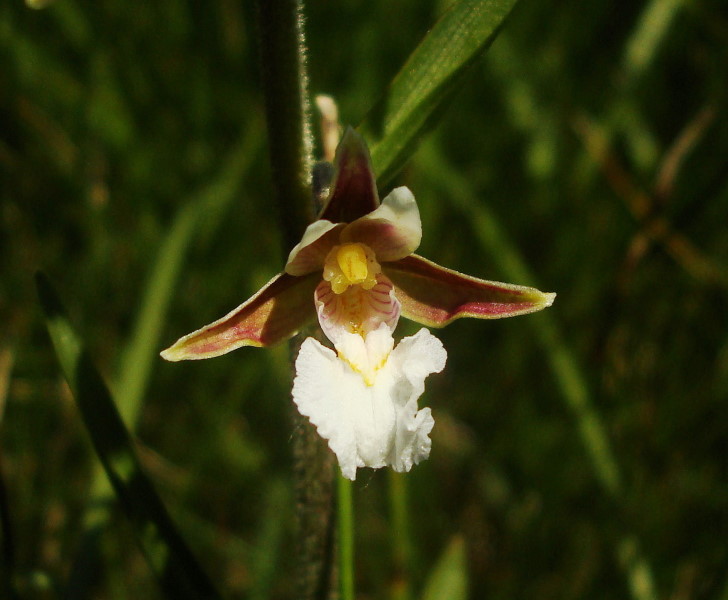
[
  {"left": 161, "top": 128, "right": 555, "bottom": 362},
  {"left": 161, "top": 128, "right": 555, "bottom": 480}
]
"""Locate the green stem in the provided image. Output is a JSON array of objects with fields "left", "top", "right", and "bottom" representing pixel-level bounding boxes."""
[
  {"left": 289, "top": 385, "right": 336, "bottom": 600},
  {"left": 256, "top": 0, "right": 314, "bottom": 250},
  {"left": 388, "top": 471, "right": 413, "bottom": 600},
  {"left": 256, "top": 2, "right": 335, "bottom": 599},
  {"left": 337, "top": 475, "right": 355, "bottom": 600}
]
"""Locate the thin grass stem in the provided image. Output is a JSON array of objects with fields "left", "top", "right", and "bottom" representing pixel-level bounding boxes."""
[{"left": 337, "top": 475, "right": 355, "bottom": 600}]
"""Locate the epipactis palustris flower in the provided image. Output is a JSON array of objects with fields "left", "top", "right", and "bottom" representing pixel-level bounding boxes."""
[{"left": 161, "top": 128, "right": 555, "bottom": 479}]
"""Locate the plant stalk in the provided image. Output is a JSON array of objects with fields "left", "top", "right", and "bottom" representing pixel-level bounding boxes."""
[
  {"left": 337, "top": 475, "right": 355, "bottom": 600},
  {"left": 256, "top": 0, "right": 314, "bottom": 249},
  {"left": 256, "top": 2, "right": 335, "bottom": 599}
]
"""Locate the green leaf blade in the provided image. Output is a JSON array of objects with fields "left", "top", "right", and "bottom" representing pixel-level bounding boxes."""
[
  {"left": 359, "top": 0, "right": 519, "bottom": 186},
  {"left": 35, "top": 273, "right": 221, "bottom": 600}
]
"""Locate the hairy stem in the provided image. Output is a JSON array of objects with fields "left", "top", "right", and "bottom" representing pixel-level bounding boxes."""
[
  {"left": 256, "top": 2, "right": 334, "bottom": 598},
  {"left": 256, "top": 0, "right": 315, "bottom": 249}
]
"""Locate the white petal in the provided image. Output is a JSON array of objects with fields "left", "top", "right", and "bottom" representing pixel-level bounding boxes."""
[
  {"left": 390, "top": 406, "right": 434, "bottom": 474},
  {"left": 292, "top": 329, "right": 447, "bottom": 481},
  {"left": 334, "top": 323, "right": 394, "bottom": 385},
  {"left": 284, "top": 219, "right": 344, "bottom": 276},
  {"left": 383, "top": 329, "right": 447, "bottom": 472},
  {"left": 340, "top": 187, "right": 422, "bottom": 262},
  {"left": 293, "top": 338, "right": 359, "bottom": 479},
  {"left": 293, "top": 337, "right": 396, "bottom": 480},
  {"left": 388, "top": 328, "right": 447, "bottom": 404}
]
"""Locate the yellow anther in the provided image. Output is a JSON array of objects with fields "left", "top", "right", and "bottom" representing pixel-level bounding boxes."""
[
  {"left": 323, "top": 243, "right": 381, "bottom": 294},
  {"left": 337, "top": 244, "right": 369, "bottom": 284}
]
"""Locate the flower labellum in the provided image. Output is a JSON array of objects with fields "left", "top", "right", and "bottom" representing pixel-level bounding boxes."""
[{"left": 293, "top": 325, "right": 446, "bottom": 480}]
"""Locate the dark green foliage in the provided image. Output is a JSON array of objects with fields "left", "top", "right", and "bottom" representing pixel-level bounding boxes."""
[
  {"left": 2, "top": 0, "right": 727, "bottom": 598},
  {"left": 36, "top": 273, "right": 221, "bottom": 599}
]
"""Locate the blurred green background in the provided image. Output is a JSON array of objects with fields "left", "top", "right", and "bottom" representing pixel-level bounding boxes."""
[{"left": 2, "top": 0, "right": 728, "bottom": 598}]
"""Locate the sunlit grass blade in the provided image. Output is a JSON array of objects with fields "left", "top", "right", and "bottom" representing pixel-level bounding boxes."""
[
  {"left": 116, "top": 128, "right": 261, "bottom": 425},
  {"left": 35, "top": 273, "right": 221, "bottom": 600},
  {"left": 388, "top": 471, "right": 414, "bottom": 600},
  {"left": 580, "top": 0, "right": 683, "bottom": 175},
  {"left": 64, "top": 129, "right": 261, "bottom": 597},
  {"left": 622, "top": 0, "right": 684, "bottom": 82},
  {"left": 249, "top": 478, "right": 292, "bottom": 600},
  {"left": 359, "top": 0, "right": 519, "bottom": 186},
  {"left": 420, "top": 536, "right": 468, "bottom": 600}
]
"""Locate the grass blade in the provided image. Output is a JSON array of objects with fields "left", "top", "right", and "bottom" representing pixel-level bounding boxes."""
[
  {"left": 420, "top": 536, "right": 468, "bottom": 600},
  {"left": 116, "top": 129, "right": 260, "bottom": 425},
  {"left": 388, "top": 471, "right": 414, "bottom": 600},
  {"left": 64, "top": 130, "right": 260, "bottom": 596},
  {"left": 249, "top": 478, "right": 291, "bottom": 600},
  {"left": 36, "top": 273, "right": 221, "bottom": 600},
  {"left": 359, "top": 0, "right": 519, "bottom": 186}
]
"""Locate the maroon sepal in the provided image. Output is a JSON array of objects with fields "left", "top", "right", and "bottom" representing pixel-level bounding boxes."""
[{"left": 319, "top": 127, "right": 380, "bottom": 224}]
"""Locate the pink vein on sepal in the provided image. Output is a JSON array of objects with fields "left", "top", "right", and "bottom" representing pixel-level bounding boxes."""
[{"left": 161, "top": 272, "right": 319, "bottom": 361}]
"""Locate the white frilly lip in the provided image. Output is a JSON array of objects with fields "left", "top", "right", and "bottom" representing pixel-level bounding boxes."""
[{"left": 292, "top": 325, "right": 447, "bottom": 480}]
